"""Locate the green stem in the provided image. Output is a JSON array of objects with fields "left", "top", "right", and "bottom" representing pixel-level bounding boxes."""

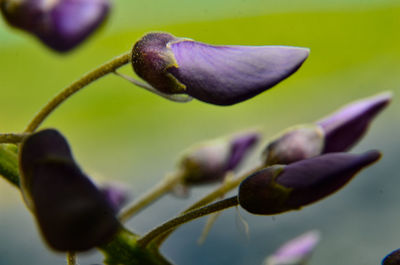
[
  {"left": 66, "top": 252, "right": 77, "bottom": 265},
  {"left": 24, "top": 51, "right": 131, "bottom": 133},
  {"left": 136, "top": 196, "right": 239, "bottom": 248},
  {"left": 0, "top": 133, "right": 29, "bottom": 144},
  {"left": 153, "top": 165, "right": 263, "bottom": 247},
  {"left": 119, "top": 172, "right": 183, "bottom": 223}
]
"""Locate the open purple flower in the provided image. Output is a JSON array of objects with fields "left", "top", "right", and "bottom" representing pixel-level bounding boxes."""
[
  {"left": 263, "top": 92, "right": 391, "bottom": 165},
  {"left": 180, "top": 131, "right": 260, "bottom": 185},
  {"left": 1, "top": 0, "right": 110, "bottom": 52},
  {"left": 239, "top": 151, "right": 381, "bottom": 215},
  {"left": 19, "top": 129, "right": 120, "bottom": 251},
  {"left": 131, "top": 32, "right": 309, "bottom": 105},
  {"left": 265, "top": 230, "right": 320, "bottom": 265}
]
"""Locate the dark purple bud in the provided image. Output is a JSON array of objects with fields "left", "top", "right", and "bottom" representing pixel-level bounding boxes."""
[
  {"left": 382, "top": 249, "right": 400, "bottom": 265},
  {"left": 180, "top": 132, "right": 260, "bottom": 185},
  {"left": 317, "top": 92, "right": 392, "bottom": 153},
  {"left": 265, "top": 230, "right": 320, "bottom": 265},
  {"left": 19, "top": 129, "right": 120, "bottom": 251},
  {"left": 239, "top": 151, "right": 381, "bottom": 215},
  {"left": 131, "top": 32, "right": 309, "bottom": 105},
  {"left": 263, "top": 125, "right": 324, "bottom": 166},
  {"left": 1, "top": 0, "right": 110, "bottom": 52},
  {"left": 101, "top": 183, "right": 130, "bottom": 212}
]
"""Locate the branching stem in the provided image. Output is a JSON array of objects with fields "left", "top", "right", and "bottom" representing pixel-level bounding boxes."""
[
  {"left": 136, "top": 196, "right": 239, "bottom": 248},
  {"left": 119, "top": 172, "right": 183, "bottom": 223},
  {"left": 0, "top": 133, "right": 29, "bottom": 144}
]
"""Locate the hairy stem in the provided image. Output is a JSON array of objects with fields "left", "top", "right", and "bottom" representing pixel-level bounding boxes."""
[
  {"left": 0, "top": 133, "right": 29, "bottom": 144},
  {"left": 119, "top": 172, "right": 183, "bottom": 223},
  {"left": 153, "top": 165, "right": 263, "bottom": 246},
  {"left": 136, "top": 196, "right": 239, "bottom": 248},
  {"left": 24, "top": 51, "right": 131, "bottom": 133}
]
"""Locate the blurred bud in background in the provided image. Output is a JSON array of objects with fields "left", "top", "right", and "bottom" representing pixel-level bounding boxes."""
[
  {"left": 263, "top": 92, "right": 391, "bottom": 166},
  {"left": 264, "top": 230, "right": 320, "bottom": 265},
  {"left": 132, "top": 32, "right": 309, "bottom": 105},
  {"left": 1, "top": 0, "right": 110, "bottom": 52},
  {"left": 179, "top": 131, "right": 260, "bottom": 185},
  {"left": 239, "top": 151, "right": 381, "bottom": 215},
  {"left": 19, "top": 129, "right": 120, "bottom": 251}
]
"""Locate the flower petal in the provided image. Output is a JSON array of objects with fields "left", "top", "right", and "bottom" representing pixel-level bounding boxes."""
[
  {"left": 168, "top": 40, "right": 309, "bottom": 105},
  {"left": 317, "top": 92, "right": 392, "bottom": 153}
]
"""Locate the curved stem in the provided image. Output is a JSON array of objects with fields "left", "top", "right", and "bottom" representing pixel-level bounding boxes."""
[
  {"left": 119, "top": 172, "right": 183, "bottom": 223},
  {"left": 153, "top": 165, "right": 263, "bottom": 247},
  {"left": 0, "top": 133, "right": 29, "bottom": 144},
  {"left": 24, "top": 51, "right": 131, "bottom": 133},
  {"left": 136, "top": 196, "right": 239, "bottom": 248}
]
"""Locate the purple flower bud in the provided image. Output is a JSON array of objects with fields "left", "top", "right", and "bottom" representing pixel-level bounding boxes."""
[
  {"left": 180, "top": 132, "right": 260, "bottom": 185},
  {"left": 19, "top": 129, "right": 120, "bottom": 251},
  {"left": 382, "top": 249, "right": 400, "bottom": 265},
  {"left": 317, "top": 92, "right": 392, "bottom": 153},
  {"left": 101, "top": 183, "right": 130, "bottom": 212},
  {"left": 238, "top": 151, "right": 381, "bottom": 215},
  {"left": 265, "top": 230, "right": 320, "bottom": 265},
  {"left": 1, "top": 0, "right": 110, "bottom": 52},
  {"left": 262, "top": 92, "right": 391, "bottom": 166},
  {"left": 263, "top": 125, "right": 325, "bottom": 166},
  {"left": 131, "top": 32, "right": 309, "bottom": 105}
]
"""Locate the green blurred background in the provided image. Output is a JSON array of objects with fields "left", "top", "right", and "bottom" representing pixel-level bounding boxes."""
[{"left": 1, "top": 0, "right": 399, "bottom": 264}]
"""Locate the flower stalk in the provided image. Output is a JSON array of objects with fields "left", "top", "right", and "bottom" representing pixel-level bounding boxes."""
[
  {"left": 24, "top": 51, "right": 131, "bottom": 133},
  {"left": 119, "top": 172, "right": 184, "bottom": 223},
  {"left": 136, "top": 196, "right": 239, "bottom": 248}
]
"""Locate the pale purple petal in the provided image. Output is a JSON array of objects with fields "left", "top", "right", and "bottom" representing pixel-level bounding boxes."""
[
  {"left": 168, "top": 40, "right": 309, "bottom": 105},
  {"left": 317, "top": 92, "right": 392, "bottom": 153},
  {"left": 266, "top": 230, "right": 320, "bottom": 265},
  {"left": 226, "top": 132, "right": 260, "bottom": 170},
  {"left": 40, "top": 0, "right": 110, "bottom": 52},
  {"left": 1, "top": 0, "right": 110, "bottom": 52}
]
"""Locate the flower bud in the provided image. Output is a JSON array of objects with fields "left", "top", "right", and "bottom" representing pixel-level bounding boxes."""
[
  {"left": 1, "top": 0, "right": 110, "bottom": 52},
  {"left": 239, "top": 151, "right": 381, "bottom": 215},
  {"left": 19, "top": 129, "right": 120, "bottom": 251},
  {"left": 382, "top": 249, "right": 400, "bottom": 265},
  {"left": 132, "top": 32, "right": 309, "bottom": 105},
  {"left": 264, "top": 230, "right": 320, "bottom": 265},
  {"left": 263, "top": 125, "right": 324, "bottom": 166},
  {"left": 180, "top": 132, "right": 260, "bottom": 185},
  {"left": 317, "top": 92, "right": 392, "bottom": 153},
  {"left": 262, "top": 92, "right": 391, "bottom": 165}
]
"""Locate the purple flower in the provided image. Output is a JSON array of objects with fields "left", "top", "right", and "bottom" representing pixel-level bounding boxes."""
[
  {"left": 265, "top": 230, "right": 320, "bottom": 265},
  {"left": 180, "top": 131, "right": 260, "bottom": 185},
  {"left": 238, "top": 151, "right": 381, "bottom": 215},
  {"left": 19, "top": 129, "right": 120, "bottom": 251},
  {"left": 1, "top": 0, "right": 110, "bottom": 52},
  {"left": 382, "top": 249, "right": 400, "bottom": 265},
  {"left": 317, "top": 92, "right": 392, "bottom": 153},
  {"left": 263, "top": 92, "right": 391, "bottom": 165},
  {"left": 131, "top": 32, "right": 309, "bottom": 105}
]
